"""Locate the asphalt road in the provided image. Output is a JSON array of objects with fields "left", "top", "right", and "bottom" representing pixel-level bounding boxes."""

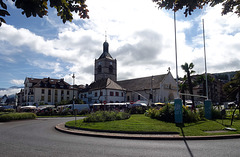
[{"left": 0, "top": 117, "right": 240, "bottom": 157}]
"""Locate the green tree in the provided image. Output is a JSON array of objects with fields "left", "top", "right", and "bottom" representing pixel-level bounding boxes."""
[
  {"left": 152, "top": 0, "right": 240, "bottom": 17},
  {"left": 223, "top": 71, "right": 240, "bottom": 102},
  {"left": 181, "top": 62, "right": 195, "bottom": 109},
  {"left": 0, "top": 0, "right": 89, "bottom": 26},
  {"left": 196, "top": 74, "right": 215, "bottom": 100},
  {"left": 179, "top": 76, "right": 188, "bottom": 106},
  {"left": 223, "top": 71, "right": 240, "bottom": 125}
]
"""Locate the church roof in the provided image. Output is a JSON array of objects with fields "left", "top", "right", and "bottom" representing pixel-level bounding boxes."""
[
  {"left": 98, "top": 51, "right": 113, "bottom": 60},
  {"left": 85, "top": 78, "right": 125, "bottom": 91},
  {"left": 117, "top": 74, "right": 167, "bottom": 91},
  {"left": 98, "top": 41, "right": 114, "bottom": 60}
]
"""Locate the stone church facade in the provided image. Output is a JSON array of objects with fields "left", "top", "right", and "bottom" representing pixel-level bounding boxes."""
[{"left": 79, "top": 40, "right": 177, "bottom": 105}]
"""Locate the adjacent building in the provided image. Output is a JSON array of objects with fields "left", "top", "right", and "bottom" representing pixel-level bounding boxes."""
[{"left": 19, "top": 77, "right": 78, "bottom": 106}]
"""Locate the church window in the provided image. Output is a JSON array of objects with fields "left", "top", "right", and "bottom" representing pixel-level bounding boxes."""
[
  {"left": 138, "top": 95, "right": 141, "bottom": 100},
  {"left": 110, "top": 91, "right": 114, "bottom": 96},
  {"left": 98, "top": 65, "right": 102, "bottom": 73},
  {"left": 109, "top": 65, "right": 113, "bottom": 74}
]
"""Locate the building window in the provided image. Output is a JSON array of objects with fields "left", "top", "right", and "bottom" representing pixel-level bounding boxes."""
[
  {"left": 41, "top": 89, "right": 45, "bottom": 94},
  {"left": 110, "top": 91, "right": 114, "bottom": 96},
  {"left": 48, "top": 95, "right": 51, "bottom": 102},
  {"left": 115, "top": 92, "right": 119, "bottom": 96},
  {"left": 122, "top": 92, "right": 124, "bottom": 97},
  {"left": 109, "top": 65, "right": 113, "bottom": 74},
  {"left": 98, "top": 65, "right": 102, "bottom": 73},
  {"left": 55, "top": 96, "right": 58, "bottom": 102},
  {"left": 138, "top": 95, "right": 141, "bottom": 100},
  {"left": 48, "top": 90, "right": 51, "bottom": 95},
  {"left": 95, "top": 92, "right": 98, "bottom": 97},
  {"left": 100, "top": 91, "right": 103, "bottom": 96},
  {"left": 41, "top": 96, "right": 44, "bottom": 101},
  {"left": 84, "top": 94, "right": 87, "bottom": 98},
  {"left": 67, "top": 91, "right": 69, "bottom": 95}
]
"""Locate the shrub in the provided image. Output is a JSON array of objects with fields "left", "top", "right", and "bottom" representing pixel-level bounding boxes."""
[
  {"left": 83, "top": 111, "right": 130, "bottom": 122},
  {"left": 212, "top": 108, "right": 222, "bottom": 119},
  {"left": 145, "top": 104, "right": 200, "bottom": 123},
  {"left": 0, "top": 112, "right": 36, "bottom": 122},
  {"left": 129, "top": 106, "right": 147, "bottom": 114},
  {"left": 3, "top": 109, "right": 15, "bottom": 112}
]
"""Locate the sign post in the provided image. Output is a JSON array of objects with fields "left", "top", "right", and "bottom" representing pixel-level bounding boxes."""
[
  {"left": 174, "top": 98, "right": 183, "bottom": 124},
  {"left": 204, "top": 100, "right": 212, "bottom": 119}
]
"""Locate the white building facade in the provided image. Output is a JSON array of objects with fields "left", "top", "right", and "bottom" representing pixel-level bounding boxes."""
[{"left": 21, "top": 77, "right": 78, "bottom": 106}]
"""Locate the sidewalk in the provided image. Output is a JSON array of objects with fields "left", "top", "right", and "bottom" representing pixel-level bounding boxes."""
[{"left": 55, "top": 123, "right": 240, "bottom": 140}]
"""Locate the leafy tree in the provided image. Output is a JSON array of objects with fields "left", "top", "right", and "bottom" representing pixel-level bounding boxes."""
[
  {"left": 181, "top": 62, "right": 195, "bottom": 109},
  {"left": 223, "top": 71, "right": 240, "bottom": 102},
  {"left": 196, "top": 74, "right": 215, "bottom": 100},
  {"left": 152, "top": 0, "right": 240, "bottom": 17},
  {"left": 223, "top": 71, "right": 240, "bottom": 125},
  {"left": 179, "top": 76, "right": 187, "bottom": 106},
  {"left": 0, "top": 0, "right": 89, "bottom": 26}
]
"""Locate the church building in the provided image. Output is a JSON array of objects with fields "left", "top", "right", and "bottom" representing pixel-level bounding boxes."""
[{"left": 79, "top": 39, "right": 177, "bottom": 105}]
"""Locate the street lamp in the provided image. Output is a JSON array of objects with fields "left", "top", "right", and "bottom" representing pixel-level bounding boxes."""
[{"left": 72, "top": 73, "right": 76, "bottom": 125}]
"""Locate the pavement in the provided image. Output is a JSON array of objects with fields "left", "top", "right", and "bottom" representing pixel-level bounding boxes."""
[{"left": 55, "top": 123, "right": 240, "bottom": 140}]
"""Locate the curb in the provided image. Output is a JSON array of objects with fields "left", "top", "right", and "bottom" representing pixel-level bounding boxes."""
[{"left": 55, "top": 123, "right": 240, "bottom": 140}]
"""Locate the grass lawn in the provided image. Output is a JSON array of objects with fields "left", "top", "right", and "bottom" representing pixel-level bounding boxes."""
[{"left": 66, "top": 114, "right": 240, "bottom": 136}]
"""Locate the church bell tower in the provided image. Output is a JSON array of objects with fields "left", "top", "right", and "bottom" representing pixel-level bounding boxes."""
[{"left": 94, "top": 37, "right": 117, "bottom": 82}]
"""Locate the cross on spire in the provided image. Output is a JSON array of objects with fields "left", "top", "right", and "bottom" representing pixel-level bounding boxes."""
[{"left": 105, "top": 31, "right": 107, "bottom": 41}]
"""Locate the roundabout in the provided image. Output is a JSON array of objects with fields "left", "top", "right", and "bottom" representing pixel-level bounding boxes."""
[{"left": 1, "top": 117, "right": 240, "bottom": 157}]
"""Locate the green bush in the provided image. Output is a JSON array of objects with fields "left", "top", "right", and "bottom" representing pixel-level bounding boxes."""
[
  {"left": 83, "top": 111, "right": 130, "bottom": 122},
  {"left": 145, "top": 104, "right": 200, "bottom": 123},
  {"left": 0, "top": 112, "right": 36, "bottom": 122},
  {"left": 212, "top": 108, "right": 222, "bottom": 119},
  {"left": 129, "top": 106, "right": 147, "bottom": 114},
  {"left": 3, "top": 109, "right": 15, "bottom": 112}
]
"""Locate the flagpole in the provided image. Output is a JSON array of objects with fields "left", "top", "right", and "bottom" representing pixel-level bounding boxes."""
[
  {"left": 202, "top": 19, "right": 208, "bottom": 100},
  {"left": 174, "top": 11, "right": 179, "bottom": 98}
]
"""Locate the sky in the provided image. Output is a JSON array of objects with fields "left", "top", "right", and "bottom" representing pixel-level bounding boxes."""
[{"left": 0, "top": 0, "right": 240, "bottom": 96}]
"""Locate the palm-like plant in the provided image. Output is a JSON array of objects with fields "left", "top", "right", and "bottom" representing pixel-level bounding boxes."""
[{"left": 181, "top": 62, "right": 195, "bottom": 109}]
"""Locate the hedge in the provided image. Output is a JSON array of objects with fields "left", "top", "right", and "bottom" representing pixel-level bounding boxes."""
[{"left": 0, "top": 112, "right": 37, "bottom": 122}]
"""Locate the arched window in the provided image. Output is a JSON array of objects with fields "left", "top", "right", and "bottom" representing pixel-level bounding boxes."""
[
  {"left": 109, "top": 65, "right": 113, "bottom": 74},
  {"left": 98, "top": 65, "right": 102, "bottom": 73}
]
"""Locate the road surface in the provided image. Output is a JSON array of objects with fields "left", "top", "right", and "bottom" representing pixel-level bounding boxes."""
[{"left": 0, "top": 117, "right": 240, "bottom": 157}]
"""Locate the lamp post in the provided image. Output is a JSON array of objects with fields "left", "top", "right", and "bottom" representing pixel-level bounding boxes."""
[{"left": 72, "top": 73, "right": 76, "bottom": 125}]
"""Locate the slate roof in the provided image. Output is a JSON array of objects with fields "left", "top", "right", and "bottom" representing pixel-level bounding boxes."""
[
  {"left": 98, "top": 51, "right": 113, "bottom": 60},
  {"left": 83, "top": 78, "right": 125, "bottom": 92},
  {"left": 117, "top": 74, "right": 167, "bottom": 91},
  {"left": 26, "top": 77, "right": 72, "bottom": 89},
  {"left": 98, "top": 41, "right": 113, "bottom": 60}
]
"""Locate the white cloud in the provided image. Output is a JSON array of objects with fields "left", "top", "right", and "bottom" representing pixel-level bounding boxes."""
[
  {"left": 0, "top": 0, "right": 240, "bottom": 88},
  {"left": 0, "top": 88, "right": 21, "bottom": 97},
  {"left": 10, "top": 79, "right": 24, "bottom": 86}
]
